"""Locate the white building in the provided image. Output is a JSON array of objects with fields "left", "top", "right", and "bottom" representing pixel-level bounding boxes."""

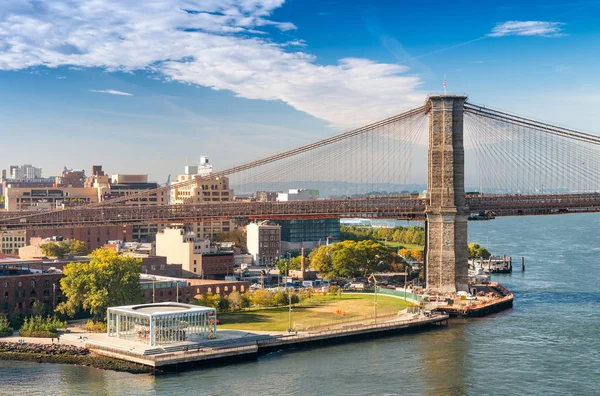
[
  {"left": 9, "top": 164, "right": 42, "bottom": 180},
  {"left": 170, "top": 159, "right": 232, "bottom": 239},
  {"left": 247, "top": 221, "right": 281, "bottom": 266},
  {"left": 277, "top": 188, "right": 319, "bottom": 202},
  {"left": 155, "top": 228, "right": 212, "bottom": 274}
]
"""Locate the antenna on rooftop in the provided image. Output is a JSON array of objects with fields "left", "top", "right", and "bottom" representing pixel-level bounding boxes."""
[{"left": 443, "top": 74, "right": 447, "bottom": 95}]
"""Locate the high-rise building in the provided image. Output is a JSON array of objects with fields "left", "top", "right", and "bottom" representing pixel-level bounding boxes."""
[
  {"left": 9, "top": 164, "right": 42, "bottom": 180},
  {"left": 171, "top": 158, "right": 233, "bottom": 240},
  {"left": 276, "top": 218, "right": 341, "bottom": 254},
  {"left": 3, "top": 185, "right": 100, "bottom": 211},
  {"left": 103, "top": 173, "right": 167, "bottom": 242}
]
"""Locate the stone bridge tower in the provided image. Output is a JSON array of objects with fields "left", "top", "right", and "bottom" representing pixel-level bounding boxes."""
[{"left": 425, "top": 95, "right": 469, "bottom": 293}]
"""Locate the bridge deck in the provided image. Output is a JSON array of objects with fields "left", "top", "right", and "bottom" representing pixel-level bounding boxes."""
[{"left": 1, "top": 193, "right": 600, "bottom": 230}]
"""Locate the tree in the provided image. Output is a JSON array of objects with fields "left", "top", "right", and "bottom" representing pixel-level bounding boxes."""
[
  {"left": 309, "top": 246, "right": 334, "bottom": 278},
  {"left": 226, "top": 291, "right": 243, "bottom": 311},
  {"left": 57, "top": 248, "right": 143, "bottom": 321},
  {"left": 30, "top": 300, "right": 47, "bottom": 317},
  {"left": 310, "top": 240, "right": 394, "bottom": 279},
  {"left": 251, "top": 289, "right": 274, "bottom": 307},
  {"left": 410, "top": 250, "right": 423, "bottom": 262},
  {"left": 213, "top": 229, "right": 247, "bottom": 252},
  {"left": 273, "top": 290, "right": 288, "bottom": 306},
  {"left": 398, "top": 248, "right": 411, "bottom": 260},
  {"left": 41, "top": 240, "right": 88, "bottom": 258},
  {"left": 41, "top": 243, "right": 64, "bottom": 258},
  {"left": 62, "top": 239, "right": 87, "bottom": 255},
  {"left": 468, "top": 243, "right": 491, "bottom": 259},
  {"left": 275, "top": 256, "right": 302, "bottom": 274},
  {"left": 240, "top": 291, "right": 252, "bottom": 308}
]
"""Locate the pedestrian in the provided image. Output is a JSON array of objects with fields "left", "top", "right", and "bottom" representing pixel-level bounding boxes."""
[
  {"left": 51, "top": 337, "right": 54, "bottom": 344},
  {"left": 57, "top": 335, "right": 60, "bottom": 344}
]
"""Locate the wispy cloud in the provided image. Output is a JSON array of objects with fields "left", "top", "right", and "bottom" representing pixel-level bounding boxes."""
[
  {"left": 488, "top": 21, "right": 565, "bottom": 37},
  {"left": 89, "top": 89, "right": 133, "bottom": 96},
  {"left": 0, "top": 0, "right": 424, "bottom": 129}
]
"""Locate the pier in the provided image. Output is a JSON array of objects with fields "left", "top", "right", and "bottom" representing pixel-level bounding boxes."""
[{"left": 63, "top": 313, "right": 448, "bottom": 370}]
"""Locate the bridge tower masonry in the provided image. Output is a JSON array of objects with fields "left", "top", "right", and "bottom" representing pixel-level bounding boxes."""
[{"left": 425, "top": 95, "right": 469, "bottom": 293}]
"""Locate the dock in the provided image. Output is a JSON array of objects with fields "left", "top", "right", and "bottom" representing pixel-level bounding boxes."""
[{"left": 64, "top": 313, "right": 448, "bottom": 371}]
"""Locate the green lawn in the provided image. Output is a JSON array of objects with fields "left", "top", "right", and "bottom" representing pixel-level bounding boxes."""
[
  {"left": 381, "top": 241, "right": 424, "bottom": 251},
  {"left": 218, "top": 293, "right": 411, "bottom": 332}
]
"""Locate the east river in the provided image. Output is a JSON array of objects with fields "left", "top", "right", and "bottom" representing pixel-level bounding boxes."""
[{"left": 1, "top": 214, "right": 599, "bottom": 395}]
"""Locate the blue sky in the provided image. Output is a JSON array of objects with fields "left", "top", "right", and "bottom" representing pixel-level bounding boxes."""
[{"left": 0, "top": 0, "right": 599, "bottom": 182}]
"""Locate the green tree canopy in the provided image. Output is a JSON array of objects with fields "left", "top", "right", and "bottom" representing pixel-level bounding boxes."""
[
  {"left": 309, "top": 240, "right": 395, "bottom": 279},
  {"left": 41, "top": 240, "right": 88, "bottom": 258},
  {"left": 468, "top": 243, "right": 491, "bottom": 259},
  {"left": 56, "top": 248, "right": 143, "bottom": 321},
  {"left": 275, "top": 256, "right": 302, "bottom": 274},
  {"left": 213, "top": 230, "right": 247, "bottom": 252},
  {"left": 340, "top": 225, "right": 425, "bottom": 245}
]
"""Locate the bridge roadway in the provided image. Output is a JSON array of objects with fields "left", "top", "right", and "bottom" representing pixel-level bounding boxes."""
[{"left": 1, "top": 193, "right": 600, "bottom": 230}]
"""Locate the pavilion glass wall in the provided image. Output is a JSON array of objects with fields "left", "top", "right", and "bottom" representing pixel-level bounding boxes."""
[
  {"left": 151, "top": 311, "right": 215, "bottom": 346},
  {"left": 107, "top": 310, "right": 152, "bottom": 344},
  {"left": 107, "top": 308, "right": 217, "bottom": 346}
]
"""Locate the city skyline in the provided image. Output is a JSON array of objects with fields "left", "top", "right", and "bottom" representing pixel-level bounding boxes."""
[{"left": 1, "top": 0, "right": 599, "bottom": 181}]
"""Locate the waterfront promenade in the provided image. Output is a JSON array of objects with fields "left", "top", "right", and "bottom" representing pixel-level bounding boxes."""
[{"left": 60, "top": 312, "right": 448, "bottom": 369}]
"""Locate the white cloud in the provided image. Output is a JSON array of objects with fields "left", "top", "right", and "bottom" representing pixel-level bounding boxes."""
[
  {"left": 89, "top": 89, "right": 133, "bottom": 96},
  {"left": 488, "top": 21, "right": 565, "bottom": 37},
  {"left": 0, "top": 0, "right": 424, "bottom": 128}
]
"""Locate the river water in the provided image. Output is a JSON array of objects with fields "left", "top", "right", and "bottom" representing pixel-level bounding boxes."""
[{"left": 1, "top": 214, "right": 599, "bottom": 395}]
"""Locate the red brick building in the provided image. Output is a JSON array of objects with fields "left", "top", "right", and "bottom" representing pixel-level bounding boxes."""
[
  {"left": 27, "top": 225, "right": 133, "bottom": 251},
  {"left": 1, "top": 273, "right": 63, "bottom": 316},
  {"left": 141, "top": 279, "right": 249, "bottom": 305},
  {"left": 200, "top": 252, "right": 235, "bottom": 278}
]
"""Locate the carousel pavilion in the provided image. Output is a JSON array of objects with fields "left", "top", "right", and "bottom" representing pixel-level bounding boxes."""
[{"left": 107, "top": 302, "right": 217, "bottom": 346}]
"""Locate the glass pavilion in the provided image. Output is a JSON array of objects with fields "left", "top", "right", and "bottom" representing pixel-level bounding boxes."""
[{"left": 107, "top": 302, "right": 216, "bottom": 346}]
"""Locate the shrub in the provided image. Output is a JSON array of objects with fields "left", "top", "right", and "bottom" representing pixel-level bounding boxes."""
[
  {"left": 0, "top": 315, "right": 13, "bottom": 337},
  {"left": 85, "top": 320, "right": 107, "bottom": 333},
  {"left": 273, "top": 291, "right": 288, "bottom": 306},
  {"left": 19, "top": 316, "right": 67, "bottom": 338},
  {"left": 251, "top": 290, "right": 274, "bottom": 307},
  {"left": 9, "top": 312, "right": 24, "bottom": 329}
]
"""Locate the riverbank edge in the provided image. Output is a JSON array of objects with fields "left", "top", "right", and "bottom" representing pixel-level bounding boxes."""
[{"left": 0, "top": 348, "right": 152, "bottom": 374}]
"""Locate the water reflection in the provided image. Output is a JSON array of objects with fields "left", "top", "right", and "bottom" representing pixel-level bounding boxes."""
[{"left": 418, "top": 321, "right": 469, "bottom": 396}]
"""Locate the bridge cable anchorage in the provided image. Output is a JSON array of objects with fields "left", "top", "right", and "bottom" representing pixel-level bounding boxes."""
[{"left": 464, "top": 102, "right": 600, "bottom": 195}]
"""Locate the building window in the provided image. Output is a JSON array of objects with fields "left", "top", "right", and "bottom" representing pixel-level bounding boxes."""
[
  {"left": 194, "top": 268, "right": 197, "bottom": 273},
  {"left": 17, "top": 281, "right": 22, "bottom": 288}
]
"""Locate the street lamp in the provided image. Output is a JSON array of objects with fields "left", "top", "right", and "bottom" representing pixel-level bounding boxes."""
[
  {"left": 368, "top": 273, "right": 378, "bottom": 324},
  {"left": 286, "top": 261, "right": 292, "bottom": 332}
]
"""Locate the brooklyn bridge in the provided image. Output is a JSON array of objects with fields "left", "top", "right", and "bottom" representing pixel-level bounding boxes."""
[{"left": 2, "top": 95, "right": 599, "bottom": 293}]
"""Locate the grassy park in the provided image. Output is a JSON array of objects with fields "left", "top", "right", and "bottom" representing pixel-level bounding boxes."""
[
  {"left": 381, "top": 241, "right": 424, "bottom": 251},
  {"left": 218, "top": 293, "right": 412, "bottom": 332}
]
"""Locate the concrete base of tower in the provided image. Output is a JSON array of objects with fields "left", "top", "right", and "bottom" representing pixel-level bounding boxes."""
[{"left": 424, "top": 212, "right": 469, "bottom": 293}]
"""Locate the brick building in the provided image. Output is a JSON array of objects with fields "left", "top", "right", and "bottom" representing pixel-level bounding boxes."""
[
  {"left": 140, "top": 278, "right": 249, "bottom": 305},
  {"left": 27, "top": 225, "right": 133, "bottom": 252},
  {"left": 198, "top": 252, "right": 234, "bottom": 278},
  {"left": 1, "top": 273, "right": 63, "bottom": 316}
]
